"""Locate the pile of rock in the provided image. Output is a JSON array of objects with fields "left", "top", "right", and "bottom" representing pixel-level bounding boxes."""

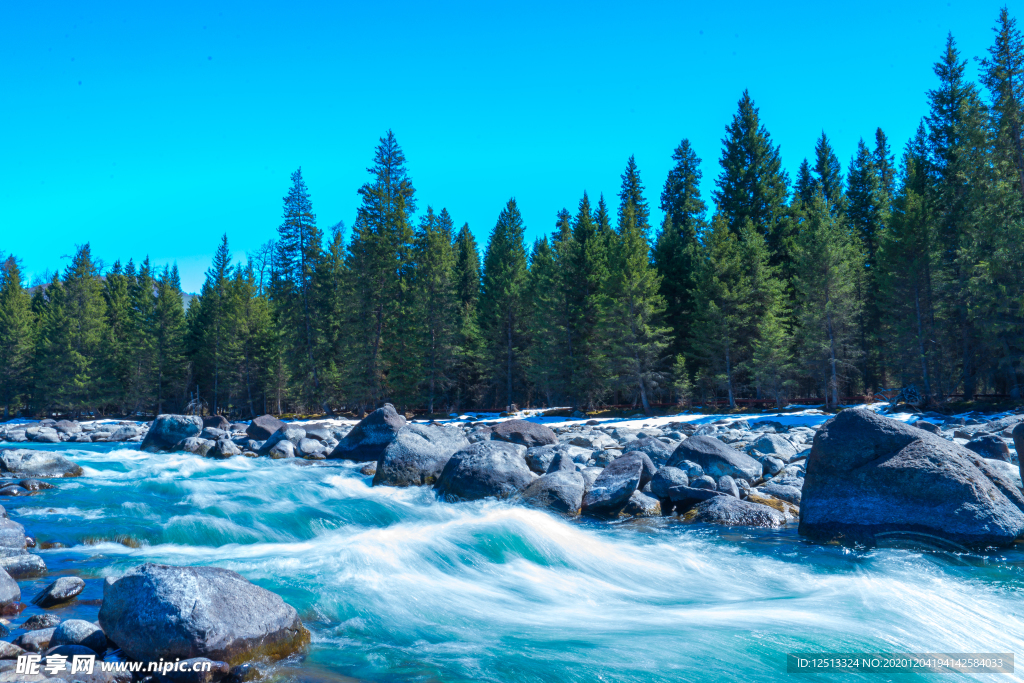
[
  {"left": 324, "top": 405, "right": 812, "bottom": 527},
  {"left": 140, "top": 414, "right": 352, "bottom": 460},
  {"left": 0, "top": 562, "right": 308, "bottom": 682},
  {"left": 0, "top": 419, "right": 148, "bottom": 445}
]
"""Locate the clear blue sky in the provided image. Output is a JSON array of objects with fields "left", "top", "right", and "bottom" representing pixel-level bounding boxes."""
[{"left": 1, "top": 0, "right": 1016, "bottom": 292}]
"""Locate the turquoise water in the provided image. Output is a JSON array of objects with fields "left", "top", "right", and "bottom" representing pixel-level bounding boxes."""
[{"left": 6, "top": 442, "right": 1024, "bottom": 682}]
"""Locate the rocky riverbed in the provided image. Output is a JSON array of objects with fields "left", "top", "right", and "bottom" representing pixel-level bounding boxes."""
[{"left": 0, "top": 405, "right": 1022, "bottom": 682}]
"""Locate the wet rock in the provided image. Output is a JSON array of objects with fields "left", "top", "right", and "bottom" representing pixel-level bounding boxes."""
[
  {"left": 0, "top": 553, "right": 46, "bottom": 579},
  {"left": 179, "top": 437, "right": 214, "bottom": 456},
  {"left": 0, "top": 486, "right": 24, "bottom": 497},
  {"left": 1015, "top": 422, "right": 1024, "bottom": 483},
  {"left": 141, "top": 415, "right": 204, "bottom": 453},
  {"left": 913, "top": 420, "right": 942, "bottom": 435},
  {"left": 434, "top": 441, "right": 534, "bottom": 501},
  {"left": 18, "top": 479, "right": 55, "bottom": 492},
  {"left": 359, "top": 462, "right": 377, "bottom": 476},
  {"left": 983, "top": 415, "right": 1024, "bottom": 434},
  {"left": 581, "top": 453, "right": 644, "bottom": 517},
  {"left": 525, "top": 444, "right": 591, "bottom": 474},
  {"left": 50, "top": 618, "right": 106, "bottom": 655},
  {"left": 800, "top": 408, "right": 1024, "bottom": 547},
  {"left": 650, "top": 466, "right": 688, "bottom": 500},
  {"left": 21, "top": 614, "right": 60, "bottom": 631},
  {"left": 0, "top": 567, "right": 19, "bottom": 610},
  {"left": 99, "top": 562, "right": 310, "bottom": 665},
  {"left": 200, "top": 427, "right": 229, "bottom": 441},
  {"left": 568, "top": 433, "right": 615, "bottom": 450},
  {"left": 208, "top": 439, "right": 241, "bottom": 459},
  {"left": 53, "top": 420, "right": 81, "bottom": 435},
  {"left": 266, "top": 439, "right": 295, "bottom": 459},
  {"left": 964, "top": 435, "right": 1011, "bottom": 462},
  {"left": 111, "top": 425, "right": 144, "bottom": 441},
  {"left": 666, "top": 485, "right": 726, "bottom": 508},
  {"left": 717, "top": 475, "right": 739, "bottom": 498},
  {"left": 31, "top": 576, "right": 85, "bottom": 608},
  {"left": 621, "top": 490, "right": 661, "bottom": 517},
  {"left": 686, "top": 495, "right": 788, "bottom": 527},
  {"left": 745, "top": 489, "right": 800, "bottom": 521},
  {"left": 373, "top": 424, "right": 469, "bottom": 487},
  {"left": 521, "top": 470, "right": 585, "bottom": 514},
  {"left": 328, "top": 404, "right": 406, "bottom": 462},
  {"left": 488, "top": 420, "right": 557, "bottom": 448},
  {"left": 0, "top": 450, "right": 82, "bottom": 478},
  {"left": 29, "top": 427, "right": 60, "bottom": 443},
  {"left": 691, "top": 475, "right": 716, "bottom": 490},
  {"left": 667, "top": 436, "right": 761, "bottom": 482},
  {"left": 12, "top": 627, "right": 54, "bottom": 653},
  {"left": 296, "top": 438, "right": 324, "bottom": 458},
  {"left": 0, "top": 517, "right": 27, "bottom": 550},
  {"left": 246, "top": 415, "right": 285, "bottom": 441}
]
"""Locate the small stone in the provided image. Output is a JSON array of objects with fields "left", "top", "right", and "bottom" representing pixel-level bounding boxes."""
[
  {"left": 0, "top": 553, "right": 46, "bottom": 579},
  {"left": 21, "top": 613, "right": 61, "bottom": 631},
  {"left": 50, "top": 618, "right": 107, "bottom": 655},
  {"left": 360, "top": 463, "right": 377, "bottom": 476},
  {"left": 12, "top": 627, "right": 54, "bottom": 653}
]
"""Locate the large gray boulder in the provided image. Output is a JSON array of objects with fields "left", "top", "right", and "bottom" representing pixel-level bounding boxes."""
[
  {"left": 520, "top": 471, "right": 585, "bottom": 514},
  {"left": 686, "top": 495, "right": 788, "bottom": 527},
  {"left": 488, "top": 419, "right": 557, "bottom": 448},
  {"left": 246, "top": 414, "right": 285, "bottom": 441},
  {"left": 625, "top": 437, "right": 673, "bottom": 466},
  {"left": 53, "top": 420, "right": 81, "bottom": 435},
  {"left": 373, "top": 424, "right": 470, "bottom": 487},
  {"left": 257, "top": 426, "right": 306, "bottom": 457},
  {"left": 581, "top": 453, "right": 645, "bottom": 517},
  {"left": 328, "top": 404, "right": 406, "bottom": 462},
  {"left": 0, "top": 449, "right": 82, "bottom": 478},
  {"left": 650, "top": 466, "right": 688, "bottom": 500},
  {"left": 141, "top": 415, "right": 203, "bottom": 453},
  {"left": 668, "top": 436, "right": 762, "bottom": 482},
  {"left": 0, "top": 567, "right": 19, "bottom": 610},
  {"left": 434, "top": 441, "right": 533, "bottom": 501},
  {"left": 800, "top": 409, "right": 1024, "bottom": 547},
  {"left": 983, "top": 415, "right": 1024, "bottom": 434},
  {"left": 98, "top": 563, "right": 309, "bottom": 665}
]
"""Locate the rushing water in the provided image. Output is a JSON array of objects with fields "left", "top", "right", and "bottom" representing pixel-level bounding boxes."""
[{"left": 6, "top": 441, "right": 1024, "bottom": 682}]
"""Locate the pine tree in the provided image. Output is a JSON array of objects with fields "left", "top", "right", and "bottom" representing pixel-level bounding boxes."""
[
  {"left": 926, "top": 33, "right": 989, "bottom": 399},
  {"left": 813, "top": 132, "right": 845, "bottom": 215},
  {"left": 873, "top": 128, "right": 897, "bottom": 199},
  {"left": 606, "top": 202, "right": 669, "bottom": 416},
  {"left": 152, "top": 265, "right": 187, "bottom": 414},
  {"left": 102, "top": 261, "right": 135, "bottom": 412},
  {"left": 345, "top": 131, "right": 416, "bottom": 409},
  {"left": 412, "top": 207, "right": 460, "bottom": 413},
  {"left": 713, "top": 90, "right": 790, "bottom": 259},
  {"left": 313, "top": 223, "right": 348, "bottom": 408},
  {"left": 618, "top": 156, "right": 650, "bottom": 231},
  {"left": 526, "top": 236, "right": 561, "bottom": 406},
  {"left": 188, "top": 235, "right": 237, "bottom": 415},
  {"left": 794, "top": 159, "right": 816, "bottom": 205},
  {"left": 656, "top": 139, "right": 707, "bottom": 358},
  {"left": 0, "top": 256, "right": 35, "bottom": 417},
  {"left": 479, "top": 199, "right": 529, "bottom": 410},
  {"left": 568, "top": 192, "right": 611, "bottom": 408},
  {"left": 274, "top": 168, "right": 324, "bottom": 411},
  {"left": 130, "top": 258, "right": 158, "bottom": 412},
  {"left": 452, "top": 223, "right": 485, "bottom": 411},
  {"left": 981, "top": 7, "right": 1024, "bottom": 197},
  {"left": 792, "top": 193, "right": 863, "bottom": 408}
]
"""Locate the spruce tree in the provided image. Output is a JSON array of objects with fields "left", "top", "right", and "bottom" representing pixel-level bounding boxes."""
[
  {"left": 568, "top": 192, "right": 610, "bottom": 408},
  {"left": 0, "top": 256, "right": 35, "bottom": 417},
  {"left": 102, "top": 261, "right": 135, "bottom": 412},
  {"left": 605, "top": 202, "right": 669, "bottom": 416},
  {"left": 813, "top": 132, "right": 845, "bottom": 215},
  {"left": 792, "top": 193, "right": 863, "bottom": 408},
  {"left": 713, "top": 90, "right": 790, "bottom": 258},
  {"left": 926, "top": 33, "right": 989, "bottom": 399},
  {"left": 479, "top": 199, "right": 529, "bottom": 410},
  {"left": 152, "top": 265, "right": 187, "bottom": 414},
  {"left": 345, "top": 130, "right": 416, "bottom": 409},
  {"left": 452, "top": 223, "right": 485, "bottom": 410},
  {"left": 656, "top": 139, "right": 707, "bottom": 359},
  {"left": 794, "top": 159, "right": 816, "bottom": 205},
  {"left": 274, "top": 168, "right": 324, "bottom": 411},
  {"left": 313, "top": 223, "right": 348, "bottom": 408},
  {"left": 526, "top": 236, "right": 561, "bottom": 406},
  {"left": 412, "top": 207, "right": 460, "bottom": 413}
]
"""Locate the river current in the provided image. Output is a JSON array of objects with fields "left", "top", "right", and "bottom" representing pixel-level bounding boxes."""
[{"left": 6, "top": 438, "right": 1024, "bottom": 682}]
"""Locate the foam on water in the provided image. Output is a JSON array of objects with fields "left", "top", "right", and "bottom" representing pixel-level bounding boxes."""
[{"left": 5, "top": 443, "right": 1024, "bottom": 682}]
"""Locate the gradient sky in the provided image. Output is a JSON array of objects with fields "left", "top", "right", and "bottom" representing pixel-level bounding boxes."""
[{"left": 1, "top": 0, "right": 1016, "bottom": 292}]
